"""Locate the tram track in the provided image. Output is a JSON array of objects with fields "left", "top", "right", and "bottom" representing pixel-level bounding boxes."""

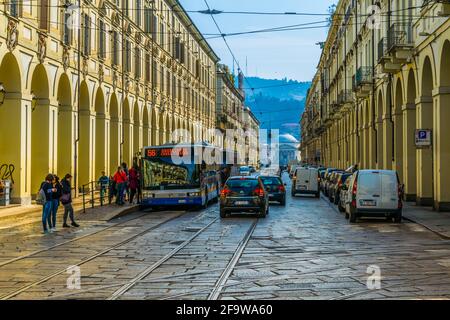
[
  {"left": 106, "top": 217, "right": 259, "bottom": 300},
  {"left": 0, "top": 211, "right": 154, "bottom": 268},
  {"left": 0, "top": 210, "right": 189, "bottom": 300}
]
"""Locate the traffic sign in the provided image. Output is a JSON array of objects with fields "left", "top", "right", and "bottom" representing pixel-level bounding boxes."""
[{"left": 415, "top": 129, "right": 432, "bottom": 148}]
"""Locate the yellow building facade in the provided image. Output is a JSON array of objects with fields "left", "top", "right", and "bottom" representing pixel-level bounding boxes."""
[
  {"left": 0, "top": 0, "right": 219, "bottom": 204},
  {"left": 301, "top": 0, "right": 450, "bottom": 210}
]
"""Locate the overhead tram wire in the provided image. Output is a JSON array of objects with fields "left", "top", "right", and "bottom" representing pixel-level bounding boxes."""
[
  {"left": 202, "top": 0, "right": 264, "bottom": 115},
  {"left": 0, "top": 0, "right": 442, "bottom": 18}
]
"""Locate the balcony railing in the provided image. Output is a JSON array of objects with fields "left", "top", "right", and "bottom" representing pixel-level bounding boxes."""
[
  {"left": 353, "top": 66, "right": 373, "bottom": 90},
  {"left": 387, "top": 22, "right": 414, "bottom": 52},
  {"left": 337, "top": 89, "right": 353, "bottom": 105},
  {"left": 377, "top": 38, "right": 388, "bottom": 62}
]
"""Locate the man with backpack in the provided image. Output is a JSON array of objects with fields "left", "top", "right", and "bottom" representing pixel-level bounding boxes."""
[{"left": 39, "top": 174, "right": 56, "bottom": 234}]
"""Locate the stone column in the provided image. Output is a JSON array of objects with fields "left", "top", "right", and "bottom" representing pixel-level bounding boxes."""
[
  {"left": 402, "top": 103, "right": 417, "bottom": 201},
  {"left": 433, "top": 86, "right": 450, "bottom": 211},
  {"left": 415, "top": 96, "right": 433, "bottom": 206}
]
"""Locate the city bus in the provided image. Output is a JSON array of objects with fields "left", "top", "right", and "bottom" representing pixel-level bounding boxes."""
[{"left": 140, "top": 143, "right": 224, "bottom": 208}]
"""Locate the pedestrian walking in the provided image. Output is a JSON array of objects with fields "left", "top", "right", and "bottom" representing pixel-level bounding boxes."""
[
  {"left": 121, "top": 162, "right": 129, "bottom": 202},
  {"left": 49, "top": 175, "right": 62, "bottom": 231},
  {"left": 113, "top": 166, "right": 128, "bottom": 205},
  {"left": 129, "top": 165, "right": 140, "bottom": 204},
  {"left": 61, "top": 174, "right": 79, "bottom": 228},
  {"left": 39, "top": 174, "right": 56, "bottom": 234},
  {"left": 108, "top": 175, "right": 117, "bottom": 204},
  {"left": 98, "top": 171, "right": 109, "bottom": 202}
]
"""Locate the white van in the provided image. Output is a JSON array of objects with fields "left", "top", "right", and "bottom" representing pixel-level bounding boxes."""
[
  {"left": 292, "top": 167, "right": 320, "bottom": 197},
  {"left": 344, "top": 170, "right": 402, "bottom": 223}
]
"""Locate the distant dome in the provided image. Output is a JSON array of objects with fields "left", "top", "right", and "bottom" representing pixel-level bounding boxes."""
[{"left": 279, "top": 134, "right": 299, "bottom": 144}]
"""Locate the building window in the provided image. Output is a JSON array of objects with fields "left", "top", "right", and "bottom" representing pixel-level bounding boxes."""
[
  {"left": 99, "top": 20, "right": 106, "bottom": 59},
  {"left": 145, "top": 53, "right": 150, "bottom": 82},
  {"left": 144, "top": 5, "right": 151, "bottom": 33},
  {"left": 135, "top": 47, "right": 141, "bottom": 79},
  {"left": 152, "top": 61, "right": 157, "bottom": 88},
  {"left": 151, "top": 12, "right": 158, "bottom": 39},
  {"left": 112, "top": 31, "right": 119, "bottom": 66},
  {"left": 82, "top": 14, "right": 91, "bottom": 56},
  {"left": 63, "top": 9, "right": 72, "bottom": 46},
  {"left": 10, "top": 0, "right": 20, "bottom": 17},
  {"left": 160, "top": 22, "right": 165, "bottom": 48},
  {"left": 136, "top": 0, "right": 142, "bottom": 26},
  {"left": 40, "top": 0, "right": 49, "bottom": 30},
  {"left": 160, "top": 66, "right": 164, "bottom": 92},
  {"left": 125, "top": 40, "right": 131, "bottom": 72}
]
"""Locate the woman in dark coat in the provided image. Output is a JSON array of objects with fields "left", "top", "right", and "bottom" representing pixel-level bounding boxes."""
[{"left": 61, "top": 174, "right": 79, "bottom": 228}]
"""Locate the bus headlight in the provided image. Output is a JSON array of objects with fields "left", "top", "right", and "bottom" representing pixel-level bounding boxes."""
[{"left": 188, "top": 192, "right": 201, "bottom": 197}]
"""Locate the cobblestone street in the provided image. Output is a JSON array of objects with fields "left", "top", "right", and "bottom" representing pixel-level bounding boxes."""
[{"left": 1, "top": 175, "right": 450, "bottom": 300}]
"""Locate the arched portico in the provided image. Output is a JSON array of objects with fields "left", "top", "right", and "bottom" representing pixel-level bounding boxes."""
[
  {"left": 0, "top": 53, "right": 28, "bottom": 203},
  {"left": 56, "top": 74, "right": 73, "bottom": 179},
  {"left": 416, "top": 56, "right": 434, "bottom": 206},
  {"left": 435, "top": 41, "right": 450, "bottom": 210},
  {"left": 30, "top": 64, "right": 53, "bottom": 195},
  {"left": 95, "top": 87, "right": 107, "bottom": 177},
  {"left": 109, "top": 93, "right": 120, "bottom": 175}
]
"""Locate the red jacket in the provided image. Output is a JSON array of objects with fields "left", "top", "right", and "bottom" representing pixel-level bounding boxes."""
[
  {"left": 129, "top": 167, "right": 140, "bottom": 190},
  {"left": 113, "top": 171, "right": 128, "bottom": 184}
]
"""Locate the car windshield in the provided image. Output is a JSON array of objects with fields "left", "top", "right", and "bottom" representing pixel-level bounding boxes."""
[
  {"left": 240, "top": 167, "right": 250, "bottom": 172},
  {"left": 260, "top": 177, "right": 282, "bottom": 185},
  {"left": 226, "top": 179, "right": 259, "bottom": 195}
]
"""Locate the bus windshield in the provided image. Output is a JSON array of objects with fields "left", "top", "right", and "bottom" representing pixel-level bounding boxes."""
[{"left": 142, "top": 158, "right": 201, "bottom": 190}]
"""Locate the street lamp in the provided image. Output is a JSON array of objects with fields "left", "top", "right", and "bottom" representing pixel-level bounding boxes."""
[{"left": 0, "top": 83, "right": 6, "bottom": 106}]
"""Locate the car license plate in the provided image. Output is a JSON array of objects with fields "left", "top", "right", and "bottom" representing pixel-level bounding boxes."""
[
  {"left": 361, "top": 200, "right": 376, "bottom": 206},
  {"left": 235, "top": 201, "right": 249, "bottom": 205},
  {"left": 178, "top": 199, "right": 187, "bottom": 204},
  {"left": 269, "top": 193, "right": 275, "bottom": 197},
  {"left": 298, "top": 185, "right": 307, "bottom": 190}
]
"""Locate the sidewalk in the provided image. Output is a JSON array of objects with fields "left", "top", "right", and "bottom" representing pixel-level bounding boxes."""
[
  {"left": 403, "top": 202, "right": 450, "bottom": 239},
  {"left": 0, "top": 196, "right": 140, "bottom": 229}
]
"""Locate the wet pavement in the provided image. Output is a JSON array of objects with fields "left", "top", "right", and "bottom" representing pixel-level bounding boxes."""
[{"left": 1, "top": 174, "right": 450, "bottom": 300}]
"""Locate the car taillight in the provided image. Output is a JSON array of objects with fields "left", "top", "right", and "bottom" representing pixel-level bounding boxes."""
[
  {"left": 221, "top": 188, "right": 231, "bottom": 197},
  {"left": 351, "top": 179, "right": 357, "bottom": 207},
  {"left": 254, "top": 187, "right": 265, "bottom": 197},
  {"left": 352, "top": 180, "right": 358, "bottom": 196},
  {"left": 278, "top": 185, "right": 286, "bottom": 192},
  {"left": 398, "top": 185, "right": 403, "bottom": 209}
]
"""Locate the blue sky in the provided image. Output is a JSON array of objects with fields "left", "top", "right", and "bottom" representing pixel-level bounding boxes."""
[{"left": 179, "top": 0, "right": 335, "bottom": 81}]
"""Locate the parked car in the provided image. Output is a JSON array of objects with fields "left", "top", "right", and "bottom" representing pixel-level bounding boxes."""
[
  {"left": 321, "top": 168, "right": 338, "bottom": 195},
  {"left": 291, "top": 167, "right": 320, "bottom": 197},
  {"left": 343, "top": 170, "right": 403, "bottom": 223},
  {"left": 338, "top": 178, "right": 351, "bottom": 212},
  {"left": 324, "top": 170, "right": 342, "bottom": 197},
  {"left": 259, "top": 175, "right": 286, "bottom": 205},
  {"left": 220, "top": 177, "right": 269, "bottom": 218},
  {"left": 318, "top": 168, "right": 327, "bottom": 190},
  {"left": 329, "top": 172, "right": 352, "bottom": 205}
]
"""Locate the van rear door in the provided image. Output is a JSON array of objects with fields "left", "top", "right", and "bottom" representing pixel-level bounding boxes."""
[
  {"left": 309, "top": 169, "right": 319, "bottom": 191},
  {"left": 296, "top": 169, "right": 311, "bottom": 191},
  {"left": 356, "top": 171, "right": 382, "bottom": 209},
  {"left": 380, "top": 172, "right": 398, "bottom": 209}
]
